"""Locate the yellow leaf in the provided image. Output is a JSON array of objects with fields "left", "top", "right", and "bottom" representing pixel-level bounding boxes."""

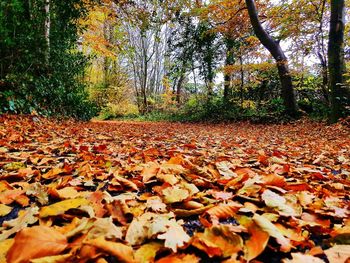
[
  {"left": 0, "top": 204, "right": 12, "bottom": 216},
  {"left": 135, "top": 242, "right": 163, "bottom": 263},
  {"left": 0, "top": 239, "right": 14, "bottom": 263},
  {"left": 4, "top": 162, "right": 26, "bottom": 171},
  {"left": 39, "top": 198, "right": 89, "bottom": 218},
  {"left": 30, "top": 253, "right": 72, "bottom": 263}
]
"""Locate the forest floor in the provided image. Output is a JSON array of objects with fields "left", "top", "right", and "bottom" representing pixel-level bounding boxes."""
[{"left": 0, "top": 114, "right": 349, "bottom": 263}]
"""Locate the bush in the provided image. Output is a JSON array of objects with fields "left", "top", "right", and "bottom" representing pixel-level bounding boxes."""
[{"left": 98, "top": 102, "right": 139, "bottom": 120}]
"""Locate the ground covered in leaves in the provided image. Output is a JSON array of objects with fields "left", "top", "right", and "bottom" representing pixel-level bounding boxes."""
[{"left": 0, "top": 114, "right": 349, "bottom": 263}]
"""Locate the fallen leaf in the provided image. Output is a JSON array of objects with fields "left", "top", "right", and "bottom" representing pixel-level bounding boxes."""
[
  {"left": 158, "top": 220, "right": 190, "bottom": 252},
  {"left": 253, "top": 213, "right": 292, "bottom": 252},
  {"left": 39, "top": 197, "right": 89, "bottom": 217},
  {"left": 323, "top": 244, "right": 350, "bottom": 263},
  {"left": 135, "top": 242, "right": 163, "bottom": 263},
  {"left": 0, "top": 203, "right": 12, "bottom": 216},
  {"left": 7, "top": 226, "right": 68, "bottom": 263},
  {"left": 84, "top": 236, "right": 135, "bottom": 263},
  {"left": 191, "top": 225, "right": 243, "bottom": 258},
  {"left": 30, "top": 253, "right": 72, "bottom": 263},
  {"left": 156, "top": 254, "right": 199, "bottom": 263}
]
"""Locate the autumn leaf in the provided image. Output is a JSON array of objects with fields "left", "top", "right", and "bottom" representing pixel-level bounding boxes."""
[
  {"left": 162, "top": 185, "right": 190, "bottom": 204},
  {"left": 134, "top": 242, "right": 163, "bottom": 263},
  {"left": 84, "top": 236, "right": 135, "bottom": 263},
  {"left": 191, "top": 225, "right": 243, "bottom": 258},
  {"left": 253, "top": 213, "right": 292, "bottom": 252},
  {"left": 141, "top": 162, "right": 160, "bottom": 183},
  {"left": 323, "top": 245, "right": 350, "bottom": 263},
  {"left": 0, "top": 206, "right": 39, "bottom": 241},
  {"left": 39, "top": 197, "right": 89, "bottom": 217},
  {"left": 261, "top": 190, "right": 298, "bottom": 216},
  {"left": 7, "top": 226, "right": 68, "bottom": 263},
  {"left": 245, "top": 222, "right": 269, "bottom": 261},
  {"left": 157, "top": 220, "right": 190, "bottom": 252},
  {"left": 30, "top": 253, "right": 73, "bottom": 263},
  {"left": 87, "top": 217, "right": 123, "bottom": 240},
  {"left": 0, "top": 239, "right": 14, "bottom": 263},
  {"left": 156, "top": 254, "right": 199, "bottom": 263},
  {"left": 0, "top": 203, "right": 12, "bottom": 216},
  {"left": 282, "top": 253, "right": 324, "bottom": 263}
]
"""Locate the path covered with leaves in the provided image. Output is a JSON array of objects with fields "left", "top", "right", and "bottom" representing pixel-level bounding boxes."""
[{"left": 0, "top": 115, "right": 349, "bottom": 263}]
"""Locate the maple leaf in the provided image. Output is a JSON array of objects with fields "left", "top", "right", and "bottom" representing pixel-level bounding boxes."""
[
  {"left": 146, "top": 196, "right": 167, "bottom": 212},
  {"left": 87, "top": 217, "right": 123, "bottom": 240},
  {"left": 6, "top": 226, "right": 68, "bottom": 263},
  {"left": 126, "top": 212, "right": 175, "bottom": 246},
  {"left": 216, "top": 161, "right": 237, "bottom": 178},
  {"left": 157, "top": 220, "right": 190, "bottom": 252}
]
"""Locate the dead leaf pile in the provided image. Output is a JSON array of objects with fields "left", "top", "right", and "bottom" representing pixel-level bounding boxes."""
[{"left": 0, "top": 115, "right": 349, "bottom": 262}]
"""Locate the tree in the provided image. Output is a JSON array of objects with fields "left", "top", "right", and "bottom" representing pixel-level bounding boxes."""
[
  {"left": 328, "top": 0, "right": 349, "bottom": 122},
  {"left": 245, "top": 0, "right": 298, "bottom": 117}
]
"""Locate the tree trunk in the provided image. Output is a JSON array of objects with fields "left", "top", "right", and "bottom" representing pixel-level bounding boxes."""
[
  {"left": 223, "top": 39, "right": 235, "bottom": 103},
  {"left": 245, "top": 0, "right": 298, "bottom": 117},
  {"left": 44, "top": 0, "right": 50, "bottom": 66},
  {"left": 176, "top": 71, "right": 185, "bottom": 104},
  {"left": 239, "top": 55, "right": 244, "bottom": 107},
  {"left": 328, "top": 0, "right": 348, "bottom": 122}
]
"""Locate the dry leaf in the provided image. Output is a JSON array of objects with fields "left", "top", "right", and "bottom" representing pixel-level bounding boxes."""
[
  {"left": 39, "top": 197, "right": 89, "bottom": 217},
  {"left": 84, "top": 236, "right": 135, "bottom": 263},
  {"left": 7, "top": 226, "right": 68, "bottom": 263}
]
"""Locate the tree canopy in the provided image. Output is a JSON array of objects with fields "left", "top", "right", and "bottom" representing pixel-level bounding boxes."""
[{"left": 0, "top": 0, "right": 349, "bottom": 122}]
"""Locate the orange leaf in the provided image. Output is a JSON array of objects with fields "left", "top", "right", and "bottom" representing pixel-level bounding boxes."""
[
  {"left": 156, "top": 254, "right": 199, "bottom": 263},
  {"left": 141, "top": 162, "right": 160, "bottom": 183},
  {"left": 245, "top": 223, "right": 269, "bottom": 261},
  {"left": 263, "top": 174, "right": 286, "bottom": 187},
  {"left": 84, "top": 236, "right": 135, "bottom": 263},
  {"left": 201, "top": 203, "right": 242, "bottom": 226},
  {"left": 7, "top": 226, "right": 68, "bottom": 263},
  {"left": 0, "top": 189, "right": 25, "bottom": 205}
]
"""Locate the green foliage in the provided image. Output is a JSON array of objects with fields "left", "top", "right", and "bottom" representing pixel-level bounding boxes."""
[{"left": 0, "top": 0, "right": 98, "bottom": 120}]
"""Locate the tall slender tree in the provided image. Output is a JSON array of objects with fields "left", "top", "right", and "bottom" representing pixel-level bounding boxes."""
[
  {"left": 328, "top": 0, "right": 349, "bottom": 122},
  {"left": 245, "top": 0, "right": 298, "bottom": 117}
]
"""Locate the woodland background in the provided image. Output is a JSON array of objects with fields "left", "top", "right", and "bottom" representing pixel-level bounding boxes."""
[{"left": 0, "top": 0, "right": 349, "bottom": 122}]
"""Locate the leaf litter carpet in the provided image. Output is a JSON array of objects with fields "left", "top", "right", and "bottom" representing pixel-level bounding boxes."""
[{"left": 0, "top": 115, "right": 349, "bottom": 263}]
